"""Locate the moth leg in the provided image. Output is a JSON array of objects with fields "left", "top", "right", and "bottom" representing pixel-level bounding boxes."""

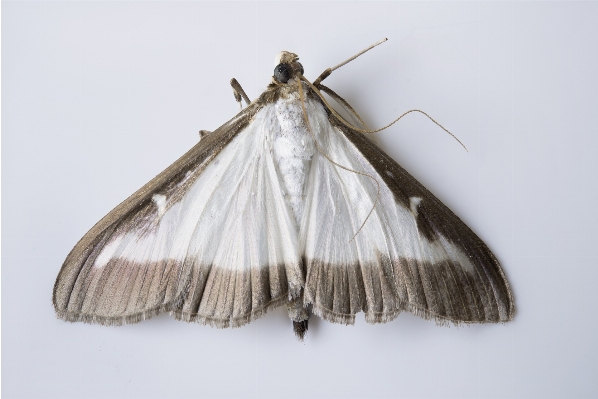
[
  {"left": 316, "top": 83, "right": 367, "bottom": 128},
  {"left": 230, "top": 78, "right": 251, "bottom": 109},
  {"left": 198, "top": 130, "right": 211, "bottom": 141}
]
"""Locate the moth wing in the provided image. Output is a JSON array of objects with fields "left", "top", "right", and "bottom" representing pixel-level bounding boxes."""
[
  {"left": 54, "top": 104, "right": 303, "bottom": 327},
  {"left": 301, "top": 101, "right": 514, "bottom": 325}
]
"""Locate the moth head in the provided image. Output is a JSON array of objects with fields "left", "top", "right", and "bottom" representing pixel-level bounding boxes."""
[{"left": 273, "top": 51, "right": 304, "bottom": 84}]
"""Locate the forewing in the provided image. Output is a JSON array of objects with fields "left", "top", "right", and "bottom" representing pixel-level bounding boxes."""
[
  {"left": 53, "top": 104, "right": 304, "bottom": 327},
  {"left": 300, "top": 101, "right": 514, "bottom": 325}
]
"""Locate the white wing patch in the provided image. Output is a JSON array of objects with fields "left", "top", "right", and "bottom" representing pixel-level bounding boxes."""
[
  {"left": 152, "top": 194, "right": 167, "bottom": 218},
  {"left": 94, "top": 233, "right": 131, "bottom": 268},
  {"left": 93, "top": 104, "right": 302, "bottom": 278},
  {"left": 409, "top": 196, "right": 422, "bottom": 217}
]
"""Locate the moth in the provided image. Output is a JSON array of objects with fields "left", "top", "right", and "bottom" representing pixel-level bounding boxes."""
[{"left": 53, "top": 40, "right": 514, "bottom": 339}]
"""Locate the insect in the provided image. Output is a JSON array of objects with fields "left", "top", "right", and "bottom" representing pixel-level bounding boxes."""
[{"left": 53, "top": 39, "right": 514, "bottom": 340}]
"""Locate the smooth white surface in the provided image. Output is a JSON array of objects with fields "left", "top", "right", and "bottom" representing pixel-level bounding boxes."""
[{"left": 2, "top": 2, "right": 598, "bottom": 398}]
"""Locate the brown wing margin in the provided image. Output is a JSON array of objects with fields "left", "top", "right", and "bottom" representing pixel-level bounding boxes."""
[
  {"left": 307, "top": 111, "right": 515, "bottom": 325},
  {"left": 52, "top": 103, "right": 262, "bottom": 323}
]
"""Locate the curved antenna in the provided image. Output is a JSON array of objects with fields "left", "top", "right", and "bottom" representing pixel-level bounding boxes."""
[{"left": 303, "top": 76, "right": 467, "bottom": 152}]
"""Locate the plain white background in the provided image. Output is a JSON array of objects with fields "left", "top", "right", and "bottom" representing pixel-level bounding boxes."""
[{"left": 2, "top": 2, "right": 598, "bottom": 398}]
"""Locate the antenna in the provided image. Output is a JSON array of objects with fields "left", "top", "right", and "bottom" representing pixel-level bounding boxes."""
[{"left": 313, "top": 38, "right": 388, "bottom": 85}]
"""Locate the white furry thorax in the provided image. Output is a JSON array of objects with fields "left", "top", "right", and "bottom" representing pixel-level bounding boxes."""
[{"left": 272, "top": 92, "right": 316, "bottom": 228}]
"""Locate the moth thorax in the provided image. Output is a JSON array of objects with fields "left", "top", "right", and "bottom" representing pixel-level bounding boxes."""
[{"left": 273, "top": 98, "right": 315, "bottom": 228}]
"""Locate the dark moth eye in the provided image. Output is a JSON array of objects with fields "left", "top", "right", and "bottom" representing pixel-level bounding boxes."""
[{"left": 274, "top": 63, "right": 292, "bottom": 83}]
